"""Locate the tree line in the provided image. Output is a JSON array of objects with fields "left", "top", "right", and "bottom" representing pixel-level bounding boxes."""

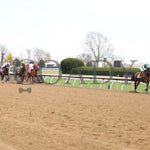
[
  {"left": 0, "top": 45, "right": 51, "bottom": 67},
  {"left": 0, "top": 31, "right": 117, "bottom": 68}
]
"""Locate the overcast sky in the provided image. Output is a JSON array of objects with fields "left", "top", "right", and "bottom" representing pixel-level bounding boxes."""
[{"left": 0, "top": 0, "right": 150, "bottom": 63}]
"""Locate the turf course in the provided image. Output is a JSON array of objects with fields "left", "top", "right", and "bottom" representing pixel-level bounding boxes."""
[{"left": 42, "top": 77, "right": 150, "bottom": 93}]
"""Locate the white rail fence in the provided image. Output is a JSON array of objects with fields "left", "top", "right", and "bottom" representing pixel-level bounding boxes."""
[
  {"left": 9, "top": 73, "right": 149, "bottom": 91},
  {"left": 39, "top": 74, "right": 134, "bottom": 90}
]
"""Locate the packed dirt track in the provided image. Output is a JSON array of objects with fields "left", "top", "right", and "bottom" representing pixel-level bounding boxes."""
[{"left": 0, "top": 83, "right": 150, "bottom": 150}]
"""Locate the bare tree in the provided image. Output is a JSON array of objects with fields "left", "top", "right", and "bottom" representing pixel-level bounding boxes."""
[
  {"left": 84, "top": 32, "right": 114, "bottom": 67},
  {"left": 0, "top": 45, "right": 8, "bottom": 64},
  {"left": 42, "top": 51, "right": 51, "bottom": 61},
  {"left": 26, "top": 49, "right": 31, "bottom": 59},
  {"left": 77, "top": 53, "right": 92, "bottom": 66},
  {"left": 33, "top": 48, "right": 51, "bottom": 62}
]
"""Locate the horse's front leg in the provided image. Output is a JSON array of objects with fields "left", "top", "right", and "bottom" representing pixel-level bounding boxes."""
[
  {"left": 31, "top": 75, "right": 35, "bottom": 83},
  {"left": 145, "top": 82, "right": 149, "bottom": 93},
  {"left": 28, "top": 73, "right": 32, "bottom": 82},
  {"left": 36, "top": 75, "right": 41, "bottom": 82},
  {"left": 135, "top": 81, "right": 140, "bottom": 91},
  {"left": 21, "top": 75, "right": 24, "bottom": 82},
  {"left": 134, "top": 81, "right": 137, "bottom": 91},
  {"left": 6, "top": 74, "right": 10, "bottom": 82},
  {"left": 1, "top": 74, "right": 4, "bottom": 81},
  {"left": 0, "top": 74, "right": 5, "bottom": 84}
]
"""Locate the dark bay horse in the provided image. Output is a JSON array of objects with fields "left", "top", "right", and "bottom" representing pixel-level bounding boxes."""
[
  {"left": 0, "top": 65, "right": 9, "bottom": 82},
  {"left": 131, "top": 68, "right": 150, "bottom": 93},
  {"left": 16, "top": 64, "right": 27, "bottom": 82}
]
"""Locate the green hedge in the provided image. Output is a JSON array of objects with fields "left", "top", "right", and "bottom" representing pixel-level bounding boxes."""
[
  {"left": 61, "top": 58, "right": 84, "bottom": 74},
  {"left": 38, "top": 59, "right": 45, "bottom": 68},
  {"left": 71, "top": 66, "right": 140, "bottom": 77}
]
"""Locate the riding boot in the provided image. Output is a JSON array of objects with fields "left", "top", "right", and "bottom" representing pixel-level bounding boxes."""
[
  {"left": 138, "top": 72, "right": 142, "bottom": 78},
  {"left": 140, "top": 72, "right": 142, "bottom": 76}
]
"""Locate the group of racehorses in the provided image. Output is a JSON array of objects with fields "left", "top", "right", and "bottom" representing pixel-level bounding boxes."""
[
  {"left": 0, "top": 63, "right": 41, "bottom": 83},
  {"left": 16, "top": 63, "right": 41, "bottom": 83}
]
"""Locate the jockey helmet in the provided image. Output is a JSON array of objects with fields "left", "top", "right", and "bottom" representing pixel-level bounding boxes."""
[
  {"left": 27, "top": 63, "right": 29, "bottom": 66},
  {"left": 34, "top": 63, "right": 37, "bottom": 67},
  {"left": 144, "top": 63, "right": 149, "bottom": 68},
  {"left": 22, "top": 61, "right": 25, "bottom": 64}
]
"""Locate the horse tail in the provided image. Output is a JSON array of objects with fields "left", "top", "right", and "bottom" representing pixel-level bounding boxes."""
[{"left": 131, "top": 74, "right": 135, "bottom": 81}]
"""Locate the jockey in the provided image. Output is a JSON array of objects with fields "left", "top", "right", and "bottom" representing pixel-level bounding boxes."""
[
  {"left": 2, "top": 62, "right": 10, "bottom": 68},
  {"left": 27, "top": 63, "right": 32, "bottom": 74},
  {"left": 138, "top": 63, "right": 149, "bottom": 78},
  {"left": 33, "top": 63, "right": 37, "bottom": 69},
  {"left": 29, "top": 63, "right": 34, "bottom": 70},
  {"left": 1, "top": 62, "right": 10, "bottom": 73},
  {"left": 19, "top": 61, "right": 26, "bottom": 72},
  {"left": 21, "top": 61, "right": 25, "bottom": 66}
]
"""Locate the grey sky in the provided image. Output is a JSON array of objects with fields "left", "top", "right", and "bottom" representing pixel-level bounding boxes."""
[{"left": 0, "top": 0, "right": 150, "bottom": 63}]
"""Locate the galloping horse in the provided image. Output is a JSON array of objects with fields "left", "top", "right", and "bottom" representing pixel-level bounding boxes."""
[
  {"left": 30, "top": 65, "right": 41, "bottom": 82},
  {"left": 26, "top": 64, "right": 41, "bottom": 82},
  {"left": 16, "top": 63, "right": 26, "bottom": 82},
  {"left": 131, "top": 68, "right": 150, "bottom": 93},
  {"left": 0, "top": 64, "right": 9, "bottom": 82}
]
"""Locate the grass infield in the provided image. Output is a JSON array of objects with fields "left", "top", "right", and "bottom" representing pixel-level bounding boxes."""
[{"left": 42, "top": 77, "right": 150, "bottom": 93}]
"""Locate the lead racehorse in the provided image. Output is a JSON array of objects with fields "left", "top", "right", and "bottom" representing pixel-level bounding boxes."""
[{"left": 131, "top": 68, "right": 150, "bottom": 93}]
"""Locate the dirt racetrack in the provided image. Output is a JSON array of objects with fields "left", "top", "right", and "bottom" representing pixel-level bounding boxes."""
[{"left": 0, "top": 83, "right": 150, "bottom": 150}]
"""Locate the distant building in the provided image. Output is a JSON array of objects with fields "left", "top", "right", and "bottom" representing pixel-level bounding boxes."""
[
  {"left": 114, "top": 60, "right": 121, "bottom": 67},
  {"left": 45, "top": 63, "right": 57, "bottom": 68}
]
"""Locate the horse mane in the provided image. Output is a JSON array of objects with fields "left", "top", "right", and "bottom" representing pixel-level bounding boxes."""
[
  {"left": 3, "top": 66, "right": 9, "bottom": 72},
  {"left": 22, "top": 64, "right": 26, "bottom": 68},
  {"left": 144, "top": 68, "right": 150, "bottom": 76}
]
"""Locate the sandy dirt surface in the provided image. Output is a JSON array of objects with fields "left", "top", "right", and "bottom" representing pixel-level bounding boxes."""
[{"left": 0, "top": 83, "right": 150, "bottom": 150}]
